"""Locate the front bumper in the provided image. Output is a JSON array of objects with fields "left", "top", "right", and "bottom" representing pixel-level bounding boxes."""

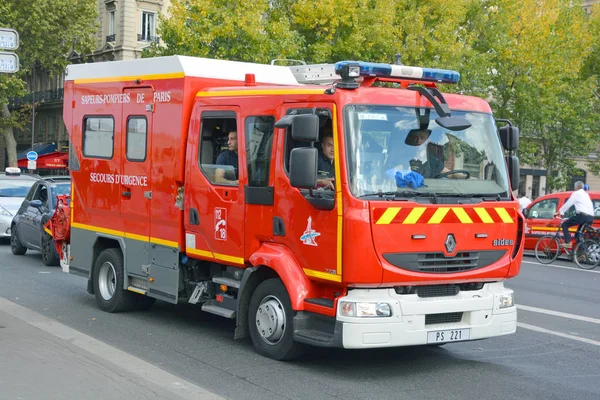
[
  {"left": 295, "top": 282, "right": 516, "bottom": 349},
  {"left": 0, "top": 215, "right": 12, "bottom": 238}
]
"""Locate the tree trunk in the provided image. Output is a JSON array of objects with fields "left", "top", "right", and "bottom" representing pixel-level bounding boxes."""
[{"left": 1, "top": 104, "right": 18, "bottom": 168}]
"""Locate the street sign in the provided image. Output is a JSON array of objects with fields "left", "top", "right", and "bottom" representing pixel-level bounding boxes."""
[
  {"left": 0, "top": 28, "right": 19, "bottom": 50},
  {"left": 27, "top": 151, "right": 38, "bottom": 161},
  {"left": 27, "top": 160, "right": 37, "bottom": 170},
  {"left": 0, "top": 51, "right": 19, "bottom": 73}
]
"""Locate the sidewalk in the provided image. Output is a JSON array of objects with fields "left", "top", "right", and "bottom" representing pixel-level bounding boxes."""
[{"left": 0, "top": 299, "right": 224, "bottom": 400}]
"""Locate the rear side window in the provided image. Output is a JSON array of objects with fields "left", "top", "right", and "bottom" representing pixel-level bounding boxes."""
[
  {"left": 126, "top": 117, "right": 147, "bottom": 161},
  {"left": 83, "top": 116, "right": 114, "bottom": 159}
]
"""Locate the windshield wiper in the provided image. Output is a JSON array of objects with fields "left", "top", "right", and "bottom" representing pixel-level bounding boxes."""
[
  {"left": 396, "top": 190, "right": 438, "bottom": 204},
  {"left": 437, "top": 193, "right": 503, "bottom": 201},
  {"left": 358, "top": 191, "right": 397, "bottom": 200}
]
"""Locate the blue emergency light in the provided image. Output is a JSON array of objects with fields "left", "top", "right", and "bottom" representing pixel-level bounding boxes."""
[{"left": 334, "top": 61, "right": 460, "bottom": 84}]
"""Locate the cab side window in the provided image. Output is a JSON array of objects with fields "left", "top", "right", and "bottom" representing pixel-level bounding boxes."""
[
  {"left": 593, "top": 200, "right": 600, "bottom": 220},
  {"left": 283, "top": 108, "right": 332, "bottom": 173},
  {"left": 528, "top": 199, "right": 559, "bottom": 219},
  {"left": 32, "top": 184, "right": 49, "bottom": 208},
  {"left": 246, "top": 116, "right": 275, "bottom": 187},
  {"left": 198, "top": 112, "right": 238, "bottom": 186}
]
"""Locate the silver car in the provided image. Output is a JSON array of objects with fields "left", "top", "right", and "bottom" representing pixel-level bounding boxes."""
[{"left": 0, "top": 168, "right": 39, "bottom": 238}]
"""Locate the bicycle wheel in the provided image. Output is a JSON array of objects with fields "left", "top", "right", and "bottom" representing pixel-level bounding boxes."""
[
  {"left": 574, "top": 239, "right": 600, "bottom": 270},
  {"left": 535, "top": 235, "right": 560, "bottom": 264}
]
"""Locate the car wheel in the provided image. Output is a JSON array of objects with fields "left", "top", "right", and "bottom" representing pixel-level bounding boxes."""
[
  {"left": 93, "top": 248, "right": 137, "bottom": 313},
  {"left": 41, "top": 231, "right": 59, "bottom": 266},
  {"left": 10, "top": 224, "right": 27, "bottom": 256},
  {"left": 248, "top": 278, "right": 306, "bottom": 361}
]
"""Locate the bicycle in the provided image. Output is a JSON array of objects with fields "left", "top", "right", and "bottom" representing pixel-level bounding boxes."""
[{"left": 534, "top": 219, "right": 593, "bottom": 265}]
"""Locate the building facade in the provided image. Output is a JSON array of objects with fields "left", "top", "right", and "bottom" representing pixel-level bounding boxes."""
[{"left": 1, "top": 0, "right": 171, "bottom": 170}]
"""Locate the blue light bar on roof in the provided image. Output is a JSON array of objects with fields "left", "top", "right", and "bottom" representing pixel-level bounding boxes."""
[{"left": 334, "top": 61, "right": 460, "bottom": 84}]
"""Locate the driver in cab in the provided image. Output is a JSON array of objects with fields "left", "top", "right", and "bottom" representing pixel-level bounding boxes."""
[
  {"left": 386, "top": 129, "right": 465, "bottom": 179},
  {"left": 317, "top": 128, "right": 335, "bottom": 190}
]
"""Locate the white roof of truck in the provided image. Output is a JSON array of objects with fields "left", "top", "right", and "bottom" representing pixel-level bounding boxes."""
[{"left": 65, "top": 55, "right": 301, "bottom": 85}]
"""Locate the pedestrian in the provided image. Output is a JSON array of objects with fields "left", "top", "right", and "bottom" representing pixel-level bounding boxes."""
[{"left": 518, "top": 192, "right": 532, "bottom": 212}]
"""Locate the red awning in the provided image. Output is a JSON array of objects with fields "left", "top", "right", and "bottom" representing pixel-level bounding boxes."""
[{"left": 18, "top": 151, "right": 69, "bottom": 169}]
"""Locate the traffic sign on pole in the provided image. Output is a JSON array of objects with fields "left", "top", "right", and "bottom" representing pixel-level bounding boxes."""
[
  {"left": 27, "top": 151, "right": 38, "bottom": 161},
  {"left": 0, "top": 51, "right": 19, "bottom": 73},
  {"left": 0, "top": 28, "right": 19, "bottom": 50}
]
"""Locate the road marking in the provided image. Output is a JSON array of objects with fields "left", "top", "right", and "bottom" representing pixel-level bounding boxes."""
[
  {"left": 517, "top": 305, "right": 600, "bottom": 324},
  {"left": 38, "top": 271, "right": 50, "bottom": 274},
  {"left": 522, "top": 259, "right": 600, "bottom": 274},
  {"left": 518, "top": 322, "right": 600, "bottom": 347},
  {"left": 0, "top": 297, "right": 224, "bottom": 400}
]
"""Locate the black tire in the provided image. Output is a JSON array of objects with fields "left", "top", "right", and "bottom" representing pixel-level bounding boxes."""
[
  {"left": 135, "top": 296, "right": 157, "bottom": 311},
  {"left": 574, "top": 239, "right": 600, "bottom": 270},
  {"left": 10, "top": 224, "right": 27, "bottom": 256},
  {"left": 93, "top": 248, "right": 137, "bottom": 313},
  {"left": 248, "top": 278, "right": 305, "bottom": 361},
  {"left": 41, "top": 230, "right": 59, "bottom": 266},
  {"left": 534, "top": 235, "right": 560, "bottom": 264}
]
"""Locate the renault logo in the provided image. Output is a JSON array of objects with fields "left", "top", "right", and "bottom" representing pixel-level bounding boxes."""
[{"left": 445, "top": 234, "right": 457, "bottom": 254}]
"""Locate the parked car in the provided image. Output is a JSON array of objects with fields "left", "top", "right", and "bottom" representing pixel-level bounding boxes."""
[
  {"left": 10, "top": 176, "right": 71, "bottom": 266},
  {"left": 0, "top": 167, "right": 40, "bottom": 240},
  {"left": 522, "top": 190, "right": 600, "bottom": 250}
]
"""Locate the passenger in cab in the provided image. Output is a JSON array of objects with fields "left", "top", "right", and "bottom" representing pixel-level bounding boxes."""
[{"left": 215, "top": 130, "right": 239, "bottom": 185}]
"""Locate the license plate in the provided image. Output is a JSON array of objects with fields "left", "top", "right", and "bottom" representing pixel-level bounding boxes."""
[{"left": 427, "top": 328, "right": 470, "bottom": 344}]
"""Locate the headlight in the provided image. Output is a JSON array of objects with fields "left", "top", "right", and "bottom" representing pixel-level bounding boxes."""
[
  {"left": 499, "top": 293, "right": 514, "bottom": 309},
  {"left": 0, "top": 205, "right": 12, "bottom": 217},
  {"left": 339, "top": 301, "right": 392, "bottom": 317}
]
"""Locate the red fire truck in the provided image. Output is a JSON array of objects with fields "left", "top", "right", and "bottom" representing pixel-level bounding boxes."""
[{"left": 49, "top": 56, "right": 523, "bottom": 360}]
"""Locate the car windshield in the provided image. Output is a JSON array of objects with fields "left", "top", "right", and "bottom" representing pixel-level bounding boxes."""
[
  {"left": 0, "top": 179, "right": 36, "bottom": 197},
  {"left": 50, "top": 183, "right": 71, "bottom": 207},
  {"left": 343, "top": 105, "right": 510, "bottom": 200}
]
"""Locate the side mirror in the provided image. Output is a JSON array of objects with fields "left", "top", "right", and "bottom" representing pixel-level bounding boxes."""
[
  {"left": 505, "top": 155, "right": 519, "bottom": 191},
  {"left": 30, "top": 200, "right": 43, "bottom": 209},
  {"left": 289, "top": 148, "right": 317, "bottom": 189},
  {"left": 275, "top": 114, "right": 320, "bottom": 142},
  {"left": 498, "top": 125, "right": 519, "bottom": 151}
]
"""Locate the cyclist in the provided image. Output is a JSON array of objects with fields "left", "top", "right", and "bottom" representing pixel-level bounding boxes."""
[{"left": 554, "top": 181, "right": 594, "bottom": 249}]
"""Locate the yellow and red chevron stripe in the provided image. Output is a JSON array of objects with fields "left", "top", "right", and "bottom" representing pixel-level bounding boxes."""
[{"left": 373, "top": 207, "right": 516, "bottom": 225}]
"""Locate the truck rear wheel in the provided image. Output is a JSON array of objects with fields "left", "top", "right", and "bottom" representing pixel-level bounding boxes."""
[
  {"left": 248, "top": 278, "right": 305, "bottom": 361},
  {"left": 93, "top": 248, "right": 137, "bottom": 313}
]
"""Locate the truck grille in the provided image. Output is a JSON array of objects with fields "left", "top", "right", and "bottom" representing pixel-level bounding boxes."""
[
  {"left": 415, "top": 284, "right": 459, "bottom": 298},
  {"left": 417, "top": 252, "right": 479, "bottom": 272},
  {"left": 425, "top": 312, "right": 463, "bottom": 325}
]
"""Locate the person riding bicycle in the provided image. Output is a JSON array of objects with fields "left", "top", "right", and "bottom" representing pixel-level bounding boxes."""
[{"left": 554, "top": 181, "right": 594, "bottom": 249}]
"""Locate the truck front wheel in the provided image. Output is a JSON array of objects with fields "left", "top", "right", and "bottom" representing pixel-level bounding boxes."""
[
  {"left": 248, "top": 278, "right": 305, "bottom": 361},
  {"left": 93, "top": 248, "right": 137, "bottom": 313}
]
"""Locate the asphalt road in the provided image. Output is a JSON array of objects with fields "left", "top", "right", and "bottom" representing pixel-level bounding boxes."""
[{"left": 1, "top": 242, "right": 599, "bottom": 400}]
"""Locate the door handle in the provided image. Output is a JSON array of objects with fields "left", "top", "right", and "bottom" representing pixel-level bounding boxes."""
[
  {"left": 122, "top": 191, "right": 131, "bottom": 197},
  {"left": 190, "top": 208, "right": 199, "bottom": 225}
]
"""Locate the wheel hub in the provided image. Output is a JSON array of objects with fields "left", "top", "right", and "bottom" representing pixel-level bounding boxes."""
[
  {"left": 255, "top": 296, "right": 286, "bottom": 345},
  {"left": 98, "top": 261, "right": 117, "bottom": 301}
]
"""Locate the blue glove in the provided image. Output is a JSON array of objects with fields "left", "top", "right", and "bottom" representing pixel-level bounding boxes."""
[{"left": 395, "top": 170, "right": 424, "bottom": 189}]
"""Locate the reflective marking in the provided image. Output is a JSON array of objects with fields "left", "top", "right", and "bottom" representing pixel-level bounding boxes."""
[
  {"left": 303, "top": 268, "right": 342, "bottom": 282},
  {"left": 127, "top": 287, "right": 147, "bottom": 295},
  {"left": 376, "top": 207, "right": 401, "bottom": 224},
  {"left": 44, "top": 227, "right": 53, "bottom": 237},
  {"left": 530, "top": 226, "right": 577, "bottom": 232},
  {"left": 71, "top": 222, "right": 179, "bottom": 249},
  {"left": 518, "top": 322, "right": 600, "bottom": 347},
  {"left": 428, "top": 207, "right": 450, "bottom": 224},
  {"left": 125, "top": 232, "right": 148, "bottom": 242},
  {"left": 75, "top": 72, "right": 184, "bottom": 84},
  {"left": 403, "top": 207, "right": 426, "bottom": 224},
  {"left": 474, "top": 207, "right": 494, "bottom": 224},
  {"left": 452, "top": 207, "right": 473, "bottom": 224},
  {"left": 186, "top": 247, "right": 214, "bottom": 258},
  {"left": 213, "top": 253, "right": 244, "bottom": 265},
  {"left": 150, "top": 237, "right": 179, "bottom": 248},
  {"left": 495, "top": 207, "right": 514, "bottom": 223},
  {"left": 72, "top": 222, "right": 123, "bottom": 238},
  {"left": 197, "top": 88, "right": 323, "bottom": 97},
  {"left": 333, "top": 103, "right": 342, "bottom": 277},
  {"left": 517, "top": 305, "right": 600, "bottom": 324}
]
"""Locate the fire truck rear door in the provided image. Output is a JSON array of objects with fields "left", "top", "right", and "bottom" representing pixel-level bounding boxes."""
[{"left": 121, "top": 88, "right": 154, "bottom": 282}]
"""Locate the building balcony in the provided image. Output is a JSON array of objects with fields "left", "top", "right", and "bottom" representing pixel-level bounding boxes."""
[
  {"left": 137, "top": 34, "right": 160, "bottom": 44},
  {"left": 106, "top": 34, "right": 115, "bottom": 42},
  {"left": 8, "top": 88, "right": 64, "bottom": 108}
]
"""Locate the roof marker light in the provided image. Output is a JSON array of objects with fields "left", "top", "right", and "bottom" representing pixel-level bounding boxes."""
[{"left": 334, "top": 61, "right": 461, "bottom": 84}]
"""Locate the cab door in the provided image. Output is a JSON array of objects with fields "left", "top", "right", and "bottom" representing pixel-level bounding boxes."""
[
  {"left": 524, "top": 196, "right": 560, "bottom": 249},
  {"left": 272, "top": 103, "right": 340, "bottom": 283},
  {"left": 121, "top": 87, "right": 153, "bottom": 278},
  {"left": 185, "top": 108, "right": 245, "bottom": 267}
]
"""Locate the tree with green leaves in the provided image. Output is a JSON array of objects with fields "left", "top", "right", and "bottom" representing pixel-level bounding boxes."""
[{"left": 0, "top": 0, "right": 97, "bottom": 167}]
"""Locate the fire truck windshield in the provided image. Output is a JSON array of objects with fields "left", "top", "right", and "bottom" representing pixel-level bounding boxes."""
[{"left": 344, "top": 105, "right": 510, "bottom": 200}]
